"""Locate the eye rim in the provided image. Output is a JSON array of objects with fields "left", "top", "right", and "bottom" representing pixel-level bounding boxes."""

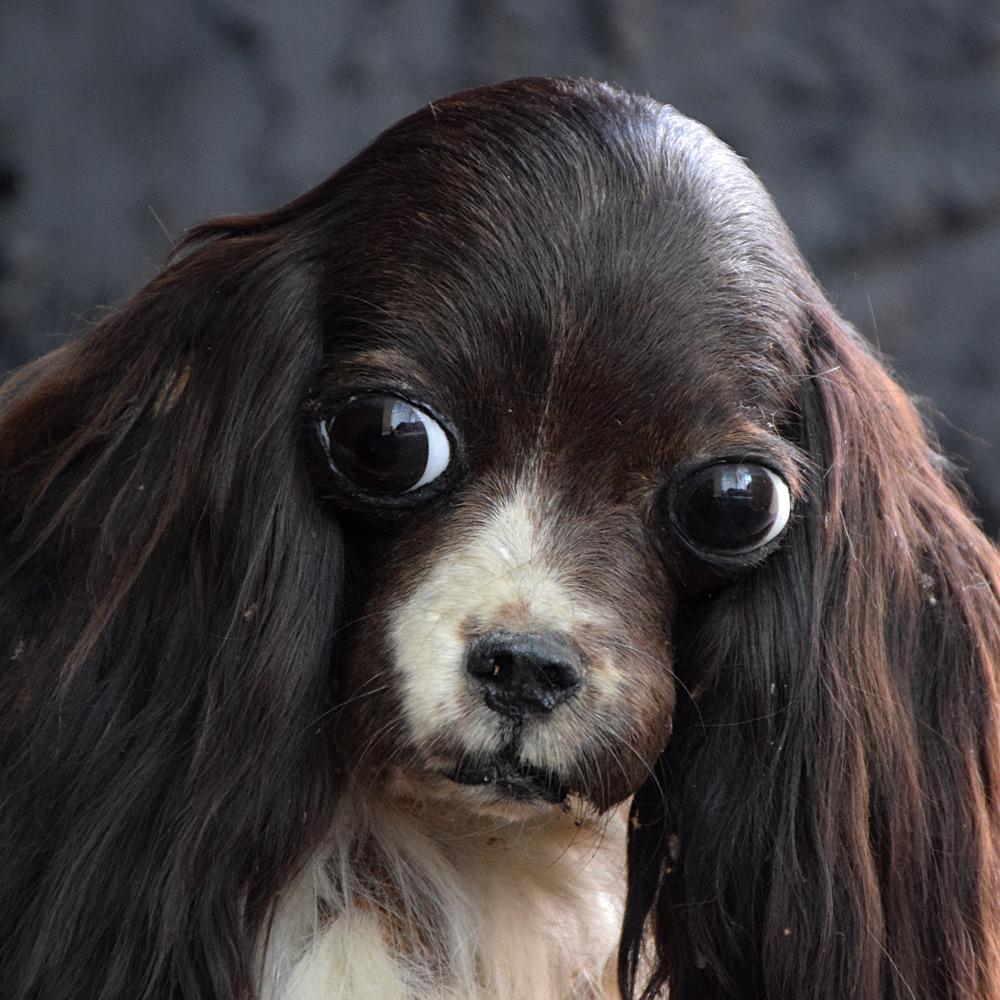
[
  {"left": 309, "top": 388, "right": 463, "bottom": 508},
  {"left": 666, "top": 457, "right": 794, "bottom": 565}
]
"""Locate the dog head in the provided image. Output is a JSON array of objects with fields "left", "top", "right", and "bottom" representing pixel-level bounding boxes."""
[{"left": 3, "top": 78, "right": 998, "bottom": 1000}]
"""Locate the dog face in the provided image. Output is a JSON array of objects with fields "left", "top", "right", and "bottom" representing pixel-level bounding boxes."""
[{"left": 301, "top": 80, "right": 807, "bottom": 813}]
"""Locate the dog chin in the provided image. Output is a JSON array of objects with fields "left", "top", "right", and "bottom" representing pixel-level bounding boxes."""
[
  {"left": 444, "top": 748, "right": 571, "bottom": 805},
  {"left": 384, "top": 751, "right": 580, "bottom": 818}
]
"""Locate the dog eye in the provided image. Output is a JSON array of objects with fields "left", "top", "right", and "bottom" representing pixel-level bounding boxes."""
[
  {"left": 319, "top": 395, "right": 451, "bottom": 496},
  {"left": 672, "top": 462, "right": 791, "bottom": 555}
]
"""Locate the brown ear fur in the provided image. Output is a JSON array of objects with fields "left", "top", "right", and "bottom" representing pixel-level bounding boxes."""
[
  {"left": 0, "top": 221, "right": 342, "bottom": 999},
  {"left": 624, "top": 304, "right": 1000, "bottom": 999}
]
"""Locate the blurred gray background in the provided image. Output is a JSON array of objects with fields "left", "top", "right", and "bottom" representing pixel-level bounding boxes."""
[{"left": 2, "top": 0, "right": 998, "bottom": 535}]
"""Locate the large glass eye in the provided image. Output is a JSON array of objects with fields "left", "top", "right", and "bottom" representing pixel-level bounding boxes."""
[
  {"left": 318, "top": 395, "right": 451, "bottom": 496},
  {"left": 672, "top": 462, "right": 791, "bottom": 556}
]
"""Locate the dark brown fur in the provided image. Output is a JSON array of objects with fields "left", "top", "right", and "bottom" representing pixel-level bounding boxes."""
[{"left": 1, "top": 77, "right": 998, "bottom": 1000}]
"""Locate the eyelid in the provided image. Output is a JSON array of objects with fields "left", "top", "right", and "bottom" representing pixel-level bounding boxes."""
[
  {"left": 318, "top": 383, "right": 452, "bottom": 430},
  {"left": 315, "top": 358, "right": 435, "bottom": 404}
]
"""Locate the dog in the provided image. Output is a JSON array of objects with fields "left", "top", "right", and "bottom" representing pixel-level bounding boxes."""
[{"left": 2, "top": 77, "right": 998, "bottom": 1000}]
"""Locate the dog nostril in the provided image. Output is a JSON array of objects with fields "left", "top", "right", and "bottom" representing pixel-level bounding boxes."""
[
  {"left": 489, "top": 653, "right": 511, "bottom": 677},
  {"left": 465, "top": 632, "right": 583, "bottom": 717}
]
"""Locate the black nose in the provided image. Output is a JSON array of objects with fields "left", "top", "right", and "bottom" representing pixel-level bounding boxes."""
[{"left": 465, "top": 632, "right": 583, "bottom": 718}]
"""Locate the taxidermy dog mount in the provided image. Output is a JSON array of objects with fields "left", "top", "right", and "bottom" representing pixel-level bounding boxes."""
[{"left": 2, "top": 77, "right": 998, "bottom": 1000}]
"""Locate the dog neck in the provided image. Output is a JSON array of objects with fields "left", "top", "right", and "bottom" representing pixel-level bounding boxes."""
[{"left": 262, "top": 778, "right": 628, "bottom": 1000}]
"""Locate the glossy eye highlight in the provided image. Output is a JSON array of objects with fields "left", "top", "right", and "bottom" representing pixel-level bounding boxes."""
[
  {"left": 672, "top": 462, "right": 791, "bottom": 556},
  {"left": 318, "top": 395, "right": 451, "bottom": 496}
]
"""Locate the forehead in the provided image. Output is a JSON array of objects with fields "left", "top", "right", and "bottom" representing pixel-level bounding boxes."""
[{"left": 317, "top": 85, "right": 807, "bottom": 476}]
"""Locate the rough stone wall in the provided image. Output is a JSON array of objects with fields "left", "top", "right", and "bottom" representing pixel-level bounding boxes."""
[{"left": 2, "top": 0, "right": 998, "bottom": 532}]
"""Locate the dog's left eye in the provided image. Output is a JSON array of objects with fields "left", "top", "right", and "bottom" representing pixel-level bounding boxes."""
[
  {"left": 671, "top": 461, "right": 792, "bottom": 557},
  {"left": 318, "top": 395, "right": 451, "bottom": 496}
]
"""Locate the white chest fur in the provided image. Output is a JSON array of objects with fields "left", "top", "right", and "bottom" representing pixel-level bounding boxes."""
[{"left": 261, "top": 793, "right": 628, "bottom": 1000}]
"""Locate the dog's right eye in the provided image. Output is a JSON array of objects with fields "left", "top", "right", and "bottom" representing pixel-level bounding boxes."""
[
  {"left": 670, "top": 461, "right": 791, "bottom": 559},
  {"left": 318, "top": 395, "right": 451, "bottom": 497}
]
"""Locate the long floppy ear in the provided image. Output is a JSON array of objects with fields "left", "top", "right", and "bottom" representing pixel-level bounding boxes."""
[
  {"left": 0, "top": 217, "right": 341, "bottom": 998},
  {"left": 622, "top": 303, "right": 1000, "bottom": 999}
]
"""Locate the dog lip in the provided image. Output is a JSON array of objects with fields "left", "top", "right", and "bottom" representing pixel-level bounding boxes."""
[{"left": 444, "top": 754, "right": 569, "bottom": 804}]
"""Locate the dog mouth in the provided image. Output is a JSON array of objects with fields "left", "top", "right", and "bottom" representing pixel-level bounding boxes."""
[{"left": 444, "top": 749, "right": 570, "bottom": 804}]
